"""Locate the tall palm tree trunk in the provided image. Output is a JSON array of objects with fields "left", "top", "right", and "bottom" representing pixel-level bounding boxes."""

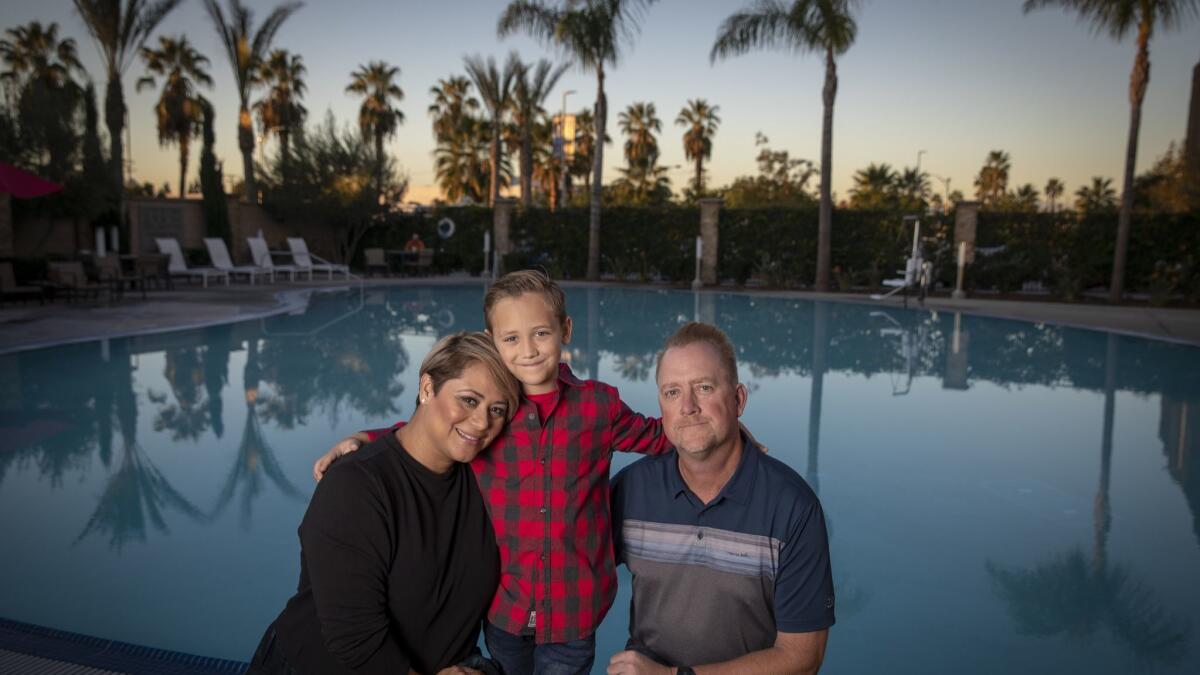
[
  {"left": 375, "top": 130, "right": 385, "bottom": 198},
  {"left": 238, "top": 104, "right": 256, "bottom": 201},
  {"left": 1110, "top": 22, "right": 1151, "bottom": 304},
  {"left": 588, "top": 66, "right": 606, "bottom": 280},
  {"left": 179, "top": 138, "right": 189, "bottom": 198},
  {"left": 105, "top": 77, "right": 124, "bottom": 204},
  {"left": 489, "top": 122, "right": 501, "bottom": 206},
  {"left": 521, "top": 131, "right": 533, "bottom": 209},
  {"left": 695, "top": 156, "right": 704, "bottom": 197},
  {"left": 807, "top": 301, "right": 829, "bottom": 496},
  {"left": 815, "top": 47, "right": 837, "bottom": 292},
  {"left": 1095, "top": 333, "right": 1118, "bottom": 572},
  {"left": 281, "top": 129, "right": 291, "bottom": 184}
]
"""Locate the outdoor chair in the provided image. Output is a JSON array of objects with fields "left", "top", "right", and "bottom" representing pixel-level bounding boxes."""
[
  {"left": 247, "top": 236, "right": 310, "bottom": 282},
  {"left": 402, "top": 249, "right": 434, "bottom": 277},
  {"left": 95, "top": 255, "right": 146, "bottom": 300},
  {"left": 136, "top": 254, "right": 172, "bottom": 290},
  {"left": 364, "top": 248, "right": 389, "bottom": 277},
  {"left": 286, "top": 237, "right": 351, "bottom": 279},
  {"left": 205, "top": 237, "right": 273, "bottom": 285},
  {"left": 155, "top": 238, "right": 230, "bottom": 288},
  {"left": 0, "top": 261, "right": 45, "bottom": 304},
  {"left": 47, "top": 261, "right": 108, "bottom": 302}
]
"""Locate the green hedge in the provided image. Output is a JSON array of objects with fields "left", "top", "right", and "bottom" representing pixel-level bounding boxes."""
[{"left": 357, "top": 206, "right": 1198, "bottom": 300}]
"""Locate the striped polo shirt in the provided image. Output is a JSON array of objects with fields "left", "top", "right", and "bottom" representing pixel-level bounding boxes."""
[{"left": 610, "top": 434, "right": 835, "bottom": 667}]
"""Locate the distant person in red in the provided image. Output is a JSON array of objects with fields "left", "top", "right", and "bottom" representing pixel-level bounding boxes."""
[{"left": 404, "top": 232, "right": 426, "bottom": 253}]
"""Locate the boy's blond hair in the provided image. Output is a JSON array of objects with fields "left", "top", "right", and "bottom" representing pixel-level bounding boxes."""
[
  {"left": 655, "top": 322, "right": 739, "bottom": 385},
  {"left": 420, "top": 331, "right": 521, "bottom": 418},
  {"left": 482, "top": 269, "right": 568, "bottom": 332}
]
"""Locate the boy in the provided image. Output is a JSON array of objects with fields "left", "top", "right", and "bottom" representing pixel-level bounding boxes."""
[{"left": 315, "top": 270, "right": 671, "bottom": 674}]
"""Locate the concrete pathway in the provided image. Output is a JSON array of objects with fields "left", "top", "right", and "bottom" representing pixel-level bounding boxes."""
[{"left": 2, "top": 277, "right": 1198, "bottom": 353}]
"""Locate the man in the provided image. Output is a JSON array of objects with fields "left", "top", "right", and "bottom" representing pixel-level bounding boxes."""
[
  {"left": 404, "top": 232, "right": 426, "bottom": 253},
  {"left": 607, "top": 323, "right": 834, "bottom": 675}
]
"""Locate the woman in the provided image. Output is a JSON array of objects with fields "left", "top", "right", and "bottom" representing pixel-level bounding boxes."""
[{"left": 249, "top": 332, "right": 520, "bottom": 675}]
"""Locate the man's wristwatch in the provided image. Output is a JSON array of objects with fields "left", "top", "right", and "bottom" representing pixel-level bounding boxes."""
[{"left": 675, "top": 668, "right": 696, "bottom": 675}]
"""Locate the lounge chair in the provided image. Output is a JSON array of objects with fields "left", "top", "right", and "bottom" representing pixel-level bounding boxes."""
[
  {"left": 155, "top": 238, "right": 229, "bottom": 288},
  {"left": 205, "top": 237, "right": 273, "bottom": 285},
  {"left": 286, "top": 237, "right": 351, "bottom": 279},
  {"left": 247, "top": 236, "right": 310, "bottom": 282},
  {"left": 95, "top": 255, "right": 146, "bottom": 300},
  {"left": 364, "top": 248, "right": 389, "bottom": 277},
  {"left": 0, "top": 261, "right": 45, "bottom": 304}
]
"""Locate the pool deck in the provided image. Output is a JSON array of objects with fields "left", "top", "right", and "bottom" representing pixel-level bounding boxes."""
[{"left": 1, "top": 276, "right": 1198, "bottom": 353}]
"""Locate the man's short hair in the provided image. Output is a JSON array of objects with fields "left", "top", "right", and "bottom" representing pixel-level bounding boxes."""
[
  {"left": 656, "top": 322, "right": 739, "bottom": 384},
  {"left": 482, "top": 269, "right": 568, "bottom": 332}
]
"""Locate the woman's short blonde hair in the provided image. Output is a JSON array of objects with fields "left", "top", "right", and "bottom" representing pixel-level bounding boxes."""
[{"left": 420, "top": 331, "right": 521, "bottom": 418}]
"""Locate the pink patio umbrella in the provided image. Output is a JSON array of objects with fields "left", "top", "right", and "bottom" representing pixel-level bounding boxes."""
[{"left": 0, "top": 162, "right": 64, "bottom": 257}]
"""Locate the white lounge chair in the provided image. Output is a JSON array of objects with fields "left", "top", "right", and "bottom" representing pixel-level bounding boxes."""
[
  {"left": 155, "top": 238, "right": 229, "bottom": 288},
  {"left": 204, "top": 238, "right": 273, "bottom": 285},
  {"left": 247, "top": 236, "right": 311, "bottom": 282},
  {"left": 287, "top": 237, "right": 351, "bottom": 279}
]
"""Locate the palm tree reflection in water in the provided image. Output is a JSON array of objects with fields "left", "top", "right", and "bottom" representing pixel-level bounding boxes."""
[
  {"left": 211, "top": 339, "right": 304, "bottom": 529},
  {"left": 76, "top": 341, "right": 206, "bottom": 551},
  {"left": 986, "top": 335, "right": 1190, "bottom": 665}
]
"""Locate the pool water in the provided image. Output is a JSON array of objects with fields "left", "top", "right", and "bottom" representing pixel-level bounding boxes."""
[{"left": 1, "top": 284, "right": 1198, "bottom": 674}]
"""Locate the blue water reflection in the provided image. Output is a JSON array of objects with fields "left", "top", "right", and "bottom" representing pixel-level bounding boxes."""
[{"left": 0, "top": 284, "right": 1198, "bottom": 674}]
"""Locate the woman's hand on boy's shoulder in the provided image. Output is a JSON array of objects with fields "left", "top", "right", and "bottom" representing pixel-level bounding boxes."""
[{"left": 312, "top": 436, "right": 363, "bottom": 481}]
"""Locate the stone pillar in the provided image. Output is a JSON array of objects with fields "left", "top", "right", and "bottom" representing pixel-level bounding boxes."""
[
  {"left": 0, "top": 193, "right": 12, "bottom": 257},
  {"left": 493, "top": 198, "right": 518, "bottom": 275},
  {"left": 953, "top": 201, "right": 979, "bottom": 264},
  {"left": 698, "top": 198, "right": 722, "bottom": 286}
]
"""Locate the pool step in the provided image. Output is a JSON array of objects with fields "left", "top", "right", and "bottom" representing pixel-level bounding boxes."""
[{"left": 0, "top": 617, "right": 247, "bottom": 674}]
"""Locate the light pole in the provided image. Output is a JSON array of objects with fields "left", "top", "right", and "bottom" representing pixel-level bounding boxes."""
[
  {"left": 916, "top": 149, "right": 926, "bottom": 174},
  {"left": 930, "top": 173, "right": 952, "bottom": 211}
]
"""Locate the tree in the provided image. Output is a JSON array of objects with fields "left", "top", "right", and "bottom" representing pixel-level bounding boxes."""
[
  {"left": 346, "top": 60, "right": 405, "bottom": 201},
  {"left": 1045, "top": 177, "right": 1064, "bottom": 212},
  {"left": 1075, "top": 176, "right": 1118, "bottom": 213},
  {"left": 1012, "top": 183, "right": 1041, "bottom": 212},
  {"left": 676, "top": 98, "right": 721, "bottom": 199},
  {"left": 0, "top": 21, "right": 86, "bottom": 181},
  {"left": 848, "top": 162, "right": 896, "bottom": 209},
  {"left": 720, "top": 132, "right": 817, "bottom": 207},
  {"left": 429, "top": 76, "right": 491, "bottom": 204},
  {"left": 1025, "top": 0, "right": 1200, "bottom": 302},
  {"left": 199, "top": 99, "right": 230, "bottom": 241},
  {"left": 254, "top": 49, "right": 306, "bottom": 182},
  {"left": 203, "top": 0, "right": 302, "bottom": 202},
  {"left": 618, "top": 102, "right": 660, "bottom": 168},
  {"left": 73, "top": 0, "right": 185, "bottom": 216},
  {"left": 974, "top": 149, "right": 1011, "bottom": 206},
  {"left": 512, "top": 58, "right": 567, "bottom": 208},
  {"left": 463, "top": 53, "right": 519, "bottom": 207},
  {"left": 896, "top": 166, "right": 929, "bottom": 211},
  {"left": 1134, "top": 141, "right": 1190, "bottom": 212},
  {"left": 499, "top": 0, "right": 659, "bottom": 280},
  {"left": 713, "top": 0, "right": 860, "bottom": 292},
  {"left": 428, "top": 76, "right": 479, "bottom": 141},
  {"left": 137, "top": 35, "right": 212, "bottom": 197}
]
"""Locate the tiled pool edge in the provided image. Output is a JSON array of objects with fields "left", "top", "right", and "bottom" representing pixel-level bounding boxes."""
[{"left": 0, "top": 617, "right": 248, "bottom": 674}]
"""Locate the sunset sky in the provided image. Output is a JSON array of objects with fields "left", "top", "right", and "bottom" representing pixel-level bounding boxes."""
[{"left": 5, "top": 0, "right": 1198, "bottom": 205}]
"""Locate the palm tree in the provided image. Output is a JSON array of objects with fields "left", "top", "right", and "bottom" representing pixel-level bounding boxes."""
[
  {"left": 1025, "top": 0, "right": 1200, "bottom": 302},
  {"left": 713, "top": 0, "right": 860, "bottom": 292},
  {"left": 618, "top": 101, "right": 661, "bottom": 169},
  {"left": 346, "top": 60, "right": 405, "bottom": 199},
  {"left": 1014, "top": 183, "right": 1040, "bottom": 212},
  {"left": 570, "top": 107, "right": 604, "bottom": 196},
  {"left": 676, "top": 98, "right": 721, "bottom": 198},
  {"left": 499, "top": 0, "right": 659, "bottom": 280},
  {"left": 1045, "top": 177, "right": 1065, "bottom": 212},
  {"left": 428, "top": 75, "right": 479, "bottom": 141},
  {"left": 203, "top": 0, "right": 302, "bottom": 202},
  {"left": 463, "top": 53, "right": 519, "bottom": 207},
  {"left": 434, "top": 115, "right": 506, "bottom": 204},
  {"left": 73, "top": 0, "right": 185, "bottom": 208},
  {"left": 512, "top": 58, "right": 568, "bottom": 208},
  {"left": 1076, "top": 176, "right": 1119, "bottom": 212},
  {"left": 974, "top": 150, "right": 1011, "bottom": 205},
  {"left": 849, "top": 162, "right": 895, "bottom": 209},
  {"left": 136, "top": 35, "right": 212, "bottom": 197},
  {"left": 896, "top": 166, "right": 929, "bottom": 209},
  {"left": 0, "top": 21, "right": 85, "bottom": 90},
  {"left": 254, "top": 48, "right": 306, "bottom": 181}
]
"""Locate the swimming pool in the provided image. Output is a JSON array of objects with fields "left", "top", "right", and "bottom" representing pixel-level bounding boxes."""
[{"left": 1, "top": 284, "right": 1197, "bottom": 674}]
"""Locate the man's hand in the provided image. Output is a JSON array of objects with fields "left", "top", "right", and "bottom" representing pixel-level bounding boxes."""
[
  {"left": 435, "top": 667, "right": 482, "bottom": 675},
  {"left": 312, "top": 436, "right": 363, "bottom": 481},
  {"left": 607, "top": 650, "right": 673, "bottom": 675}
]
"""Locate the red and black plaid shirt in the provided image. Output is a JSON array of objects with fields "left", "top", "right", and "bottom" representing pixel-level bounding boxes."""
[{"left": 365, "top": 363, "right": 670, "bottom": 643}]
